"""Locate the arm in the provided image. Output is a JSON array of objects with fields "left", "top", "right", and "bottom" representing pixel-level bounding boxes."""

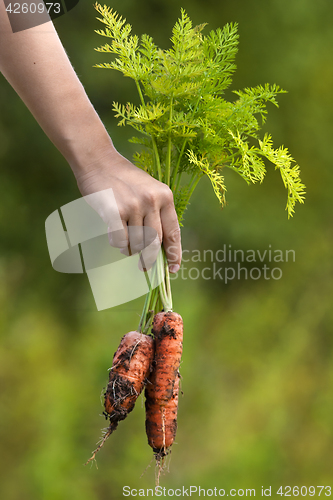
[{"left": 0, "top": 3, "right": 181, "bottom": 272}]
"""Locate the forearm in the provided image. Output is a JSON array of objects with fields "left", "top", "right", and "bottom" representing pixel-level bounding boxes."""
[
  {"left": 0, "top": 2, "right": 113, "bottom": 175},
  {"left": 0, "top": 2, "right": 182, "bottom": 269}
]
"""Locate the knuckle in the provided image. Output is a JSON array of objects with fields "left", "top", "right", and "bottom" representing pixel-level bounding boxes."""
[
  {"left": 128, "top": 197, "right": 140, "bottom": 214},
  {"left": 150, "top": 236, "right": 162, "bottom": 251},
  {"left": 166, "top": 226, "right": 181, "bottom": 245},
  {"left": 116, "top": 202, "right": 129, "bottom": 221},
  {"left": 162, "top": 185, "right": 174, "bottom": 204},
  {"left": 143, "top": 190, "right": 158, "bottom": 208},
  {"left": 117, "top": 207, "right": 127, "bottom": 221},
  {"left": 138, "top": 185, "right": 175, "bottom": 211}
]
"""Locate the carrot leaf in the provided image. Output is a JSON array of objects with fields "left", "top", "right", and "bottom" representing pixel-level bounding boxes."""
[{"left": 93, "top": 3, "right": 306, "bottom": 221}]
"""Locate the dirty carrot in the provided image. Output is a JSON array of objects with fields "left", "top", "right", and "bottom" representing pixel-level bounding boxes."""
[
  {"left": 86, "top": 331, "right": 154, "bottom": 464},
  {"left": 145, "top": 370, "right": 180, "bottom": 455},
  {"left": 145, "top": 312, "right": 183, "bottom": 460}
]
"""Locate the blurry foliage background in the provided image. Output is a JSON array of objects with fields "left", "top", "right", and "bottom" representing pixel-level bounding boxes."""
[{"left": 1, "top": 0, "right": 333, "bottom": 498}]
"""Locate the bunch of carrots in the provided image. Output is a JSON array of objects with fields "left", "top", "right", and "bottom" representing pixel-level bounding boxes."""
[
  {"left": 86, "top": 311, "right": 183, "bottom": 470},
  {"left": 85, "top": 3, "right": 305, "bottom": 479}
]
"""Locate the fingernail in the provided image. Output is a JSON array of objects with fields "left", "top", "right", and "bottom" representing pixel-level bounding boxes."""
[{"left": 169, "top": 264, "right": 180, "bottom": 274}]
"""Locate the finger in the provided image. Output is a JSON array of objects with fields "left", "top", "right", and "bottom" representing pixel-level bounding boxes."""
[
  {"left": 108, "top": 221, "right": 128, "bottom": 249},
  {"left": 138, "top": 213, "right": 162, "bottom": 271},
  {"left": 127, "top": 215, "right": 145, "bottom": 255},
  {"left": 160, "top": 203, "right": 182, "bottom": 273},
  {"left": 139, "top": 235, "right": 161, "bottom": 272},
  {"left": 119, "top": 246, "right": 130, "bottom": 256}
]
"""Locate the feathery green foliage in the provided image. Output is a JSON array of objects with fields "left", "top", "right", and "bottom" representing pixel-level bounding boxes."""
[{"left": 94, "top": 3, "right": 305, "bottom": 220}]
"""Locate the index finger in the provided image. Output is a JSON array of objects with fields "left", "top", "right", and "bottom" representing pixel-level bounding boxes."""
[{"left": 160, "top": 203, "right": 182, "bottom": 273}]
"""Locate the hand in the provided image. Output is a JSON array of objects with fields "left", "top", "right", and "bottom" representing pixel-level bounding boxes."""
[
  {"left": 0, "top": 10, "right": 181, "bottom": 272},
  {"left": 74, "top": 145, "right": 182, "bottom": 273}
]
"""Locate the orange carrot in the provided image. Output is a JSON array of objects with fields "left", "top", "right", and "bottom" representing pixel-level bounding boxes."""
[
  {"left": 145, "top": 370, "right": 180, "bottom": 454},
  {"left": 145, "top": 311, "right": 183, "bottom": 459},
  {"left": 86, "top": 331, "right": 154, "bottom": 464},
  {"left": 104, "top": 331, "right": 154, "bottom": 421}
]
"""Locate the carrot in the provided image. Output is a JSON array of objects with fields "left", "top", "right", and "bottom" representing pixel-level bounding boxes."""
[
  {"left": 145, "top": 311, "right": 183, "bottom": 460},
  {"left": 104, "top": 331, "right": 154, "bottom": 420},
  {"left": 145, "top": 370, "right": 180, "bottom": 454},
  {"left": 86, "top": 331, "right": 154, "bottom": 464}
]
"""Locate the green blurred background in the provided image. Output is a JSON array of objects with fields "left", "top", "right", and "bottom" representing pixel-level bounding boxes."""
[{"left": 1, "top": 0, "right": 333, "bottom": 498}]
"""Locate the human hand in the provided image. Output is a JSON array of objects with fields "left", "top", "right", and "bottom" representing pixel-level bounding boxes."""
[
  {"left": 0, "top": 10, "right": 181, "bottom": 272},
  {"left": 74, "top": 145, "right": 182, "bottom": 273}
]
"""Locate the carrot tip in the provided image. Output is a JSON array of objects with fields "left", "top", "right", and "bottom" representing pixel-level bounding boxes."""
[
  {"left": 84, "top": 422, "right": 117, "bottom": 466},
  {"left": 154, "top": 451, "right": 172, "bottom": 487}
]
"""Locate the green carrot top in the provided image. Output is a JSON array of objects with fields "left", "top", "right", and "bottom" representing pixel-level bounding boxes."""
[{"left": 93, "top": 3, "right": 305, "bottom": 222}]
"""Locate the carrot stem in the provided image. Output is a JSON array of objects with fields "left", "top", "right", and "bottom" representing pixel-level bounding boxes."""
[
  {"left": 165, "top": 98, "right": 173, "bottom": 186},
  {"left": 138, "top": 282, "right": 152, "bottom": 333},
  {"left": 139, "top": 246, "right": 172, "bottom": 332},
  {"left": 135, "top": 79, "right": 145, "bottom": 107},
  {"left": 175, "top": 170, "right": 182, "bottom": 194},
  {"left": 163, "top": 247, "right": 172, "bottom": 311},
  {"left": 142, "top": 288, "right": 159, "bottom": 334},
  {"left": 171, "top": 139, "right": 187, "bottom": 191},
  {"left": 157, "top": 249, "right": 169, "bottom": 310},
  {"left": 152, "top": 137, "right": 162, "bottom": 182}
]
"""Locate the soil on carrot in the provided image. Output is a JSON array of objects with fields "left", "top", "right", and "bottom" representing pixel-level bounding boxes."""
[
  {"left": 145, "top": 312, "right": 183, "bottom": 468},
  {"left": 104, "top": 375, "right": 138, "bottom": 421},
  {"left": 111, "top": 344, "right": 140, "bottom": 370},
  {"left": 85, "top": 332, "right": 154, "bottom": 465},
  {"left": 145, "top": 370, "right": 180, "bottom": 489},
  {"left": 152, "top": 312, "right": 179, "bottom": 340}
]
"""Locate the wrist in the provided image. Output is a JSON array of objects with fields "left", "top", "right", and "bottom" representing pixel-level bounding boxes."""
[{"left": 62, "top": 111, "right": 117, "bottom": 179}]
